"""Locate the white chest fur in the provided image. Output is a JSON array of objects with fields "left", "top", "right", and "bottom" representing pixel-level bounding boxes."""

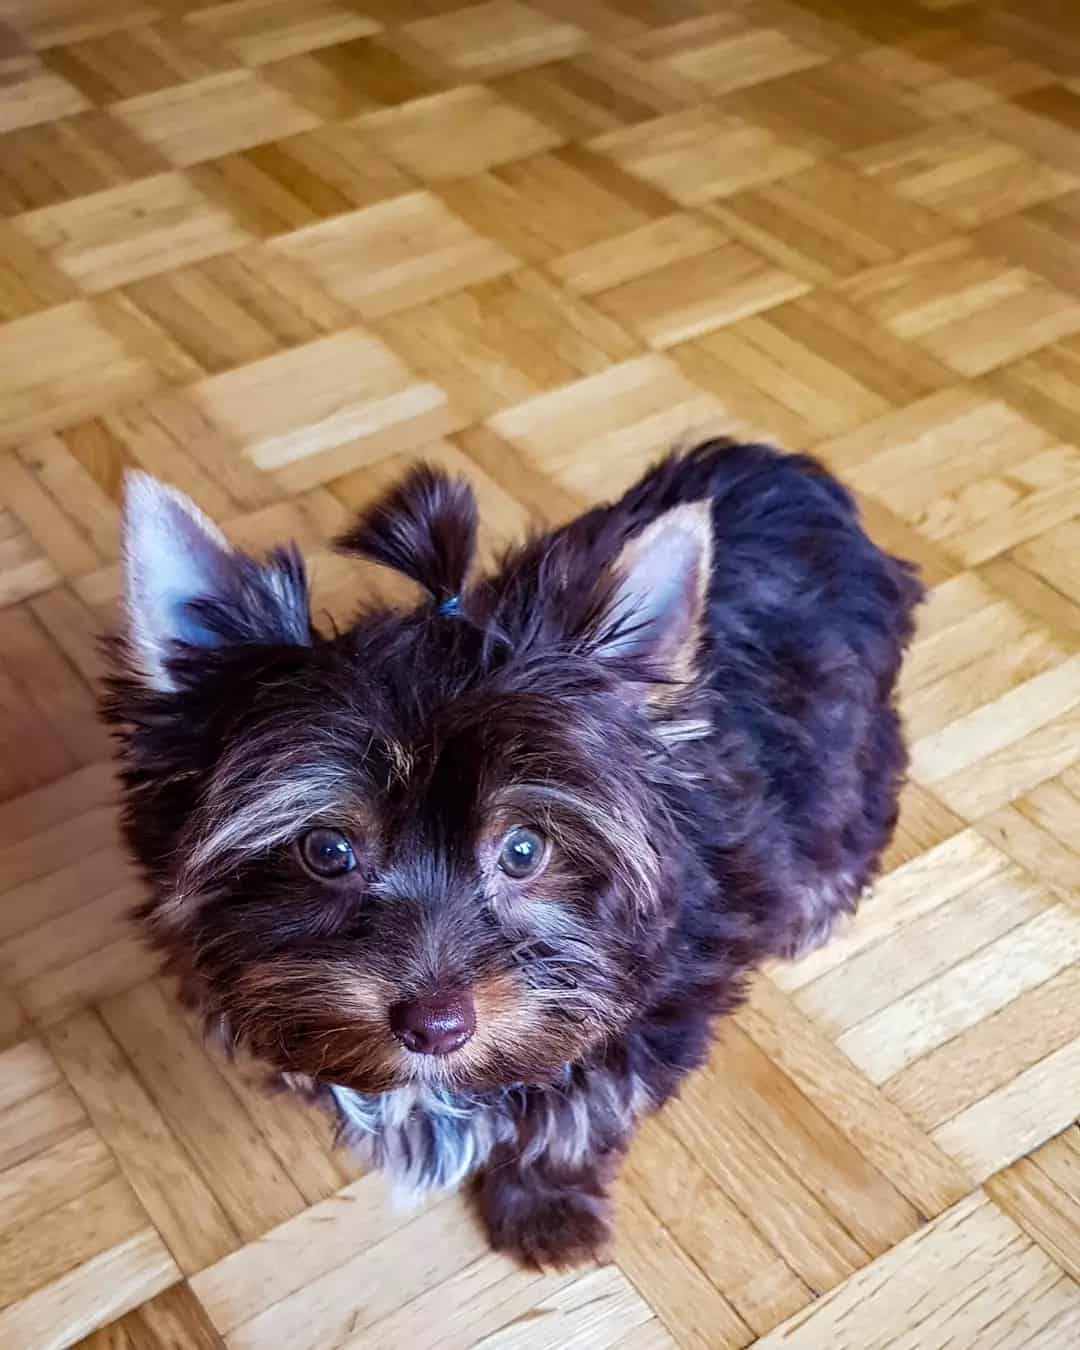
[
  {"left": 329, "top": 1083, "right": 517, "bottom": 1205},
  {"left": 328, "top": 1067, "right": 650, "bottom": 1205}
]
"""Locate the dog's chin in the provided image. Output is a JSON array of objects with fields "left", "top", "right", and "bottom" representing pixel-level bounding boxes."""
[{"left": 326, "top": 1045, "right": 576, "bottom": 1098}]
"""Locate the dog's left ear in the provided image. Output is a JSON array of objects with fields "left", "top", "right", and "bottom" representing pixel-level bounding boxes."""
[
  {"left": 121, "top": 473, "right": 310, "bottom": 693},
  {"left": 594, "top": 500, "right": 713, "bottom": 696}
]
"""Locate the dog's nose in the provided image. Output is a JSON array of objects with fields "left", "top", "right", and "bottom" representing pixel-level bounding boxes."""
[{"left": 389, "top": 992, "right": 476, "bottom": 1056}]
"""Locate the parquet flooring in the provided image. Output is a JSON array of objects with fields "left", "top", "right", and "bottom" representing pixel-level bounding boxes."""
[{"left": 0, "top": 1, "right": 1078, "bottom": 1346}]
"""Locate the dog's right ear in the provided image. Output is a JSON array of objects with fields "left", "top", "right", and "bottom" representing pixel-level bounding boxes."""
[{"left": 121, "top": 473, "right": 311, "bottom": 693}]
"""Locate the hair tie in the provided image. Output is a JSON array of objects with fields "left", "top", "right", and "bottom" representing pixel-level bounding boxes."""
[{"left": 438, "top": 594, "right": 461, "bottom": 617}]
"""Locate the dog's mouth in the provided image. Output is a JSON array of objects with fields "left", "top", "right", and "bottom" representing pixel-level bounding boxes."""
[
  {"left": 325, "top": 1033, "right": 578, "bottom": 1098},
  {"left": 224, "top": 961, "right": 604, "bottom": 1097},
  {"left": 325, "top": 1057, "right": 495, "bottom": 1099}
]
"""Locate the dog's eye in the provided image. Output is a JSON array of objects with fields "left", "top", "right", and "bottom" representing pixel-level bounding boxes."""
[
  {"left": 498, "top": 826, "right": 547, "bottom": 879},
  {"left": 298, "top": 828, "right": 356, "bottom": 879}
]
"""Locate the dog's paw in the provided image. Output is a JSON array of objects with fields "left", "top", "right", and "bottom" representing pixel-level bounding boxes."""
[{"left": 481, "top": 1185, "right": 612, "bottom": 1270}]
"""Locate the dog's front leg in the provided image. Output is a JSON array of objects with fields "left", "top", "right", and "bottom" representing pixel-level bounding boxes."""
[
  {"left": 470, "top": 1069, "right": 645, "bottom": 1269},
  {"left": 472, "top": 1140, "right": 622, "bottom": 1270}
]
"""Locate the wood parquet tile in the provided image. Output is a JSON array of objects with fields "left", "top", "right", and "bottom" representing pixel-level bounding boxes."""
[{"left": 0, "top": 1, "right": 1077, "bottom": 1346}]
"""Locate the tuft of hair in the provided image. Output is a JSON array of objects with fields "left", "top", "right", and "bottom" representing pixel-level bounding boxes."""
[{"left": 336, "top": 464, "right": 478, "bottom": 604}]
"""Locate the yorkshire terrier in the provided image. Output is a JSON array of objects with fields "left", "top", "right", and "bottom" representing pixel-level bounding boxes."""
[{"left": 104, "top": 440, "right": 922, "bottom": 1269}]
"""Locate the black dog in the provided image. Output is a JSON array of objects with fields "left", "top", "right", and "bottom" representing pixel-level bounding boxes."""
[{"left": 104, "top": 440, "right": 922, "bottom": 1268}]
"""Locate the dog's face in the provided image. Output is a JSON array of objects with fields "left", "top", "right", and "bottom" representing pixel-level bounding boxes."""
[{"left": 107, "top": 468, "right": 712, "bottom": 1096}]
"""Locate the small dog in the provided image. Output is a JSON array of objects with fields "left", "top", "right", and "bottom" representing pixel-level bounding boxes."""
[{"left": 105, "top": 440, "right": 922, "bottom": 1269}]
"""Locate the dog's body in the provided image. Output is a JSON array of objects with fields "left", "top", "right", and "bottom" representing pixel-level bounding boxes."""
[{"left": 107, "top": 441, "right": 922, "bottom": 1267}]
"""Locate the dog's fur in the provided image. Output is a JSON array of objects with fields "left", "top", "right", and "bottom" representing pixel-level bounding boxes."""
[{"left": 104, "top": 440, "right": 923, "bottom": 1268}]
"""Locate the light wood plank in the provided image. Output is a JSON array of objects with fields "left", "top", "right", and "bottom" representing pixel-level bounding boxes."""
[{"left": 754, "top": 1191, "right": 1077, "bottom": 1349}]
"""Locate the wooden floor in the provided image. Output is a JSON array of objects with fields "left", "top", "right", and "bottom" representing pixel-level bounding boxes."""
[{"left": 1, "top": 0, "right": 1079, "bottom": 1346}]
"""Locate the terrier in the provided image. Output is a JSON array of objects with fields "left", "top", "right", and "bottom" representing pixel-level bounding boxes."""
[{"left": 104, "top": 440, "right": 922, "bottom": 1268}]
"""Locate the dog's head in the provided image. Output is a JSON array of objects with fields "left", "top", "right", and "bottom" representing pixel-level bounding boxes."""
[{"left": 106, "top": 465, "right": 713, "bottom": 1095}]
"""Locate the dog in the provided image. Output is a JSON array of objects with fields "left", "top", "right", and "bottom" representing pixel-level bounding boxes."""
[{"left": 104, "top": 440, "right": 923, "bottom": 1269}]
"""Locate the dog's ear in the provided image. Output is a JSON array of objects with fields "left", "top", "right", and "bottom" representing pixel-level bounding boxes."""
[
  {"left": 594, "top": 500, "right": 713, "bottom": 695},
  {"left": 121, "top": 473, "right": 310, "bottom": 692},
  {"left": 335, "top": 463, "right": 477, "bottom": 607}
]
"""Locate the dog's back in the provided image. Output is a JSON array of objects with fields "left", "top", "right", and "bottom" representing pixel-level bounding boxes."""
[{"left": 605, "top": 441, "right": 924, "bottom": 959}]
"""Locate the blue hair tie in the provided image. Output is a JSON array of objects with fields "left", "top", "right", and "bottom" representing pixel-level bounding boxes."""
[{"left": 438, "top": 594, "right": 461, "bottom": 617}]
